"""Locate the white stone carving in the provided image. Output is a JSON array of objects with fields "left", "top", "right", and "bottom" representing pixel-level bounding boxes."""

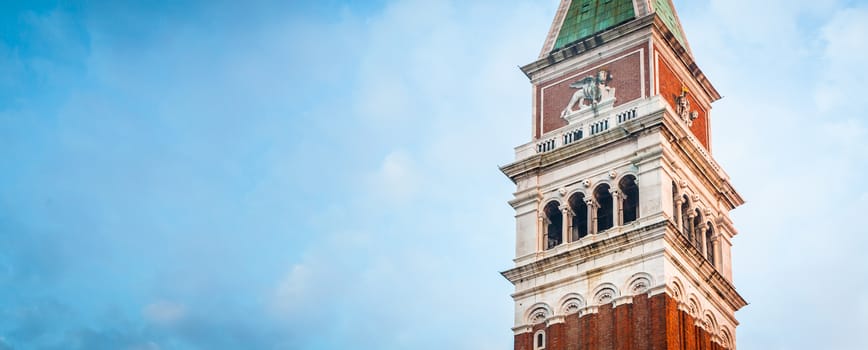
[
  {"left": 630, "top": 278, "right": 651, "bottom": 294},
  {"left": 676, "top": 87, "right": 699, "bottom": 127},
  {"left": 687, "top": 296, "right": 701, "bottom": 317},
  {"left": 595, "top": 290, "right": 615, "bottom": 304},
  {"left": 531, "top": 309, "right": 548, "bottom": 324},
  {"left": 526, "top": 304, "right": 552, "bottom": 325},
  {"left": 559, "top": 294, "right": 586, "bottom": 315},
  {"left": 720, "top": 329, "right": 733, "bottom": 348},
  {"left": 563, "top": 301, "right": 582, "bottom": 314},
  {"left": 562, "top": 70, "right": 616, "bottom": 118},
  {"left": 593, "top": 284, "right": 620, "bottom": 305}
]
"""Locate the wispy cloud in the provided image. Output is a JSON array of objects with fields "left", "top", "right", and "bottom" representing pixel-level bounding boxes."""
[{"left": 1, "top": 0, "right": 867, "bottom": 349}]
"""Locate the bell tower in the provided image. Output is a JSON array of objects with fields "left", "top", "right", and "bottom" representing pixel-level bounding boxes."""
[{"left": 500, "top": 1, "right": 747, "bottom": 349}]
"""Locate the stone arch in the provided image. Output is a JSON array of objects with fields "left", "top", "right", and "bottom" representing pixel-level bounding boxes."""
[
  {"left": 534, "top": 329, "right": 546, "bottom": 350},
  {"left": 592, "top": 283, "right": 620, "bottom": 305},
  {"left": 525, "top": 303, "right": 553, "bottom": 325},
  {"left": 625, "top": 272, "right": 654, "bottom": 295},
  {"left": 719, "top": 326, "right": 733, "bottom": 349},
  {"left": 701, "top": 311, "right": 719, "bottom": 334},
  {"left": 669, "top": 277, "right": 685, "bottom": 303},
  {"left": 558, "top": 293, "right": 586, "bottom": 315},
  {"left": 686, "top": 294, "right": 701, "bottom": 318},
  {"left": 564, "top": 189, "right": 588, "bottom": 203}
]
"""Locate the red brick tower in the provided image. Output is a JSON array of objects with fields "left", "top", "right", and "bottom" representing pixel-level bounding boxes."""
[{"left": 500, "top": 1, "right": 746, "bottom": 349}]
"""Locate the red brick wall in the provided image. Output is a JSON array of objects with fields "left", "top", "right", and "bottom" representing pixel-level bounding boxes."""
[
  {"left": 534, "top": 44, "right": 650, "bottom": 138},
  {"left": 516, "top": 331, "right": 532, "bottom": 350},
  {"left": 516, "top": 294, "right": 730, "bottom": 350},
  {"left": 656, "top": 57, "right": 710, "bottom": 150}
]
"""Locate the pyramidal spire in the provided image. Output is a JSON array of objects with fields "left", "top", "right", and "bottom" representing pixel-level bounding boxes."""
[{"left": 539, "top": 0, "right": 691, "bottom": 58}]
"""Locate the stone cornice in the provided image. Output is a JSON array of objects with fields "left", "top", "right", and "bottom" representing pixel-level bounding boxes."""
[
  {"left": 522, "top": 14, "right": 656, "bottom": 79},
  {"left": 501, "top": 106, "right": 744, "bottom": 214},
  {"left": 661, "top": 113, "right": 745, "bottom": 210},
  {"left": 521, "top": 14, "right": 720, "bottom": 103},
  {"left": 501, "top": 220, "right": 668, "bottom": 286},
  {"left": 648, "top": 17, "right": 721, "bottom": 102},
  {"left": 500, "top": 108, "right": 665, "bottom": 184},
  {"left": 663, "top": 221, "right": 748, "bottom": 313}
]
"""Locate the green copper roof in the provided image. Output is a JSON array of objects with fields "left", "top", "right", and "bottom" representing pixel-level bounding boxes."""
[
  {"left": 653, "top": 0, "right": 686, "bottom": 48},
  {"left": 553, "top": 0, "right": 636, "bottom": 51}
]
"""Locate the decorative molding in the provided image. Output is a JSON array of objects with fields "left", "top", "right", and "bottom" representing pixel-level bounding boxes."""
[
  {"left": 526, "top": 303, "right": 553, "bottom": 325},
  {"left": 613, "top": 295, "right": 634, "bottom": 307},
  {"left": 546, "top": 315, "right": 566, "bottom": 326},
  {"left": 559, "top": 293, "right": 586, "bottom": 315},
  {"left": 512, "top": 325, "right": 533, "bottom": 335},
  {"left": 686, "top": 295, "right": 701, "bottom": 317},
  {"left": 647, "top": 284, "right": 667, "bottom": 296},
  {"left": 627, "top": 273, "right": 653, "bottom": 294},
  {"left": 593, "top": 283, "right": 621, "bottom": 305},
  {"left": 579, "top": 305, "right": 599, "bottom": 317}
]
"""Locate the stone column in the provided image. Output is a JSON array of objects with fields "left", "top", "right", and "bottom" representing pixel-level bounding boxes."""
[
  {"left": 611, "top": 189, "right": 622, "bottom": 227},
  {"left": 585, "top": 197, "right": 597, "bottom": 235},
  {"left": 537, "top": 214, "right": 546, "bottom": 252},
  {"left": 709, "top": 233, "right": 719, "bottom": 267},
  {"left": 561, "top": 205, "right": 572, "bottom": 244},
  {"left": 685, "top": 213, "right": 695, "bottom": 242},
  {"left": 674, "top": 197, "right": 684, "bottom": 229},
  {"left": 696, "top": 225, "right": 707, "bottom": 256}
]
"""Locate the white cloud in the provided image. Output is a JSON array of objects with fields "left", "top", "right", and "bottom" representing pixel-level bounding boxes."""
[
  {"left": 271, "top": 264, "right": 313, "bottom": 314},
  {"left": 143, "top": 301, "right": 187, "bottom": 327},
  {"left": 125, "top": 342, "right": 161, "bottom": 350},
  {"left": 367, "top": 150, "right": 420, "bottom": 203},
  {"left": 816, "top": 6, "right": 868, "bottom": 112}
]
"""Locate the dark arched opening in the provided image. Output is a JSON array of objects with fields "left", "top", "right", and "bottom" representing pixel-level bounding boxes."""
[
  {"left": 594, "top": 184, "right": 613, "bottom": 232},
  {"left": 544, "top": 201, "right": 563, "bottom": 250},
  {"left": 535, "top": 331, "right": 546, "bottom": 350},
  {"left": 680, "top": 195, "right": 691, "bottom": 238},
  {"left": 620, "top": 175, "right": 639, "bottom": 224},
  {"left": 706, "top": 222, "right": 716, "bottom": 267},
  {"left": 569, "top": 193, "right": 588, "bottom": 241},
  {"left": 692, "top": 209, "right": 704, "bottom": 249}
]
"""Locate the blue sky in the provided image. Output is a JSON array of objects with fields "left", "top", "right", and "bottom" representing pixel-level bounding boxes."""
[{"left": 1, "top": 0, "right": 867, "bottom": 349}]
